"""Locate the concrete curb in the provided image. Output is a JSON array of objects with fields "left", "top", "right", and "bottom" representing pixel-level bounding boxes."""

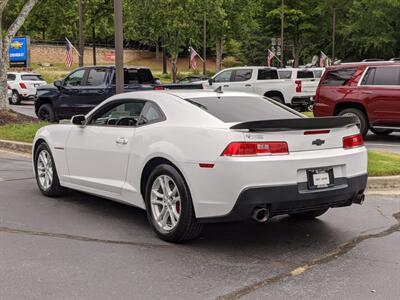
[
  {"left": 1, "top": 140, "right": 399, "bottom": 191},
  {"left": 0, "top": 139, "right": 32, "bottom": 154}
]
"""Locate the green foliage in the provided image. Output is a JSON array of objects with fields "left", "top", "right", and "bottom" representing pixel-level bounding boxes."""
[
  {"left": 368, "top": 151, "right": 400, "bottom": 177},
  {"left": 222, "top": 56, "right": 242, "bottom": 68},
  {"left": 0, "top": 122, "right": 48, "bottom": 143}
]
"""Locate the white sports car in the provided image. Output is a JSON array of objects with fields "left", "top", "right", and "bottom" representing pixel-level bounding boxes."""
[{"left": 33, "top": 90, "right": 368, "bottom": 242}]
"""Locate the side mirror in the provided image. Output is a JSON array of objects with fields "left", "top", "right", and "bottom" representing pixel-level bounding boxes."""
[
  {"left": 208, "top": 78, "right": 214, "bottom": 86},
  {"left": 54, "top": 80, "right": 62, "bottom": 89},
  {"left": 71, "top": 115, "right": 87, "bottom": 127}
]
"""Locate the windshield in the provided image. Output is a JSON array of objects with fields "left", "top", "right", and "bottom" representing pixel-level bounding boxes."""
[{"left": 186, "top": 96, "right": 300, "bottom": 123}]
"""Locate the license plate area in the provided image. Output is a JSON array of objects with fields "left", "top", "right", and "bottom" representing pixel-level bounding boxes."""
[{"left": 307, "top": 168, "right": 334, "bottom": 190}]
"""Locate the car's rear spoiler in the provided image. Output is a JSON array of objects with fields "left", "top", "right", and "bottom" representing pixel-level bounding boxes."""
[{"left": 230, "top": 116, "right": 357, "bottom": 132}]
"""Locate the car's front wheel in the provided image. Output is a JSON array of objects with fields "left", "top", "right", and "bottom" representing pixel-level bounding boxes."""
[
  {"left": 145, "top": 164, "right": 203, "bottom": 243},
  {"left": 37, "top": 104, "right": 57, "bottom": 122},
  {"left": 34, "top": 143, "right": 66, "bottom": 197}
]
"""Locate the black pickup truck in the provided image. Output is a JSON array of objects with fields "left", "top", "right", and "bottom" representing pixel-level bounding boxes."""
[{"left": 35, "top": 66, "right": 162, "bottom": 122}]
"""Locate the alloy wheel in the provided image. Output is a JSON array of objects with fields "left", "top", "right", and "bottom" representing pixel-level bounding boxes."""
[
  {"left": 341, "top": 112, "right": 361, "bottom": 129},
  {"left": 11, "top": 92, "right": 19, "bottom": 104},
  {"left": 37, "top": 150, "right": 53, "bottom": 191},
  {"left": 150, "top": 175, "right": 181, "bottom": 231}
]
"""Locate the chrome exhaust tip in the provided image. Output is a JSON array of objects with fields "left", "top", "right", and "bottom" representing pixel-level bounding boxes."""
[
  {"left": 354, "top": 193, "right": 365, "bottom": 205},
  {"left": 252, "top": 208, "right": 270, "bottom": 223}
]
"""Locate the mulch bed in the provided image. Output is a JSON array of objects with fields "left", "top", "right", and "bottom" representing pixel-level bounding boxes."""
[{"left": 0, "top": 109, "right": 37, "bottom": 126}]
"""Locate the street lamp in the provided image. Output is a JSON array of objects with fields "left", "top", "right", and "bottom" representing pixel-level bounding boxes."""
[
  {"left": 114, "top": 0, "right": 124, "bottom": 94},
  {"left": 78, "top": 0, "right": 84, "bottom": 67},
  {"left": 280, "top": 0, "right": 284, "bottom": 67},
  {"left": 332, "top": 8, "right": 339, "bottom": 64}
]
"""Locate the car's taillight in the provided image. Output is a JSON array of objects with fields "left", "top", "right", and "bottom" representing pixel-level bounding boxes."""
[
  {"left": 19, "top": 82, "right": 27, "bottom": 89},
  {"left": 154, "top": 86, "right": 165, "bottom": 90},
  {"left": 343, "top": 134, "right": 363, "bottom": 149},
  {"left": 222, "top": 142, "right": 289, "bottom": 156},
  {"left": 295, "top": 80, "right": 302, "bottom": 93},
  {"left": 7, "top": 85, "right": 11, "bottom": 90}
]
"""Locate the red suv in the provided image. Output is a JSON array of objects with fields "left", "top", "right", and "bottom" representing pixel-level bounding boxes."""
[{"left": 314, "top": 62, "right": 400, "bottom": 136}]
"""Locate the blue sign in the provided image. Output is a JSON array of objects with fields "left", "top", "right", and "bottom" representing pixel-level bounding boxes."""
[{"left": 9, "top": 37, "right": 28, "bottom": 63}]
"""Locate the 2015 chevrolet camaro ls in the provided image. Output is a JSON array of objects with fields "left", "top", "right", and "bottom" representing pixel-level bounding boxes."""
[{"left": 33, "top": 90, "right": 368, "bottom": 242}]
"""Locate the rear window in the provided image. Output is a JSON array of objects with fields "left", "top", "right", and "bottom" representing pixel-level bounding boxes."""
[
  {"left": 258, "top": 69, "right": 279, "bottom": 80},
  {"left": 112, "top": 68, "right": 155, "bottom": 84},
  {"left": 7, "top": 74, "right": 16, "bottom": 81},
  {"left": 21, "top": 74, "right": 43, "bottom": 81},
  {"left": 361, "top": 66, "right": 400, "bottom": 85},
  {"left": 320, "top": 68, "right": 357, "bottom": 86},
  {"left": 186, "top": 96, "right": 298, "bottom": 123},
  {"left": 297, "top": 70, "right": 314, "bottom": 79}
]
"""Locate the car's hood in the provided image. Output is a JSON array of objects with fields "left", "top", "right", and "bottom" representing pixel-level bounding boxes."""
[{"left": 37, "top": 84, "right": 58, "bottom": 91}]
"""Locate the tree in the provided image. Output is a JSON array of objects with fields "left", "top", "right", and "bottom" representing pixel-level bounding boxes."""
[{"left": 0, "top": 0, "right": 40, "bottom": 109}]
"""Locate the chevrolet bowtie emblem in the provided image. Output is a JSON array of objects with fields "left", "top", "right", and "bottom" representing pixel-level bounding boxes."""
[{"left": 312, "top": 139, "right": 325, "bottom": 146}]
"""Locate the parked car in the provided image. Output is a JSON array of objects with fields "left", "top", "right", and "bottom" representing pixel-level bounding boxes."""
[
  {"left": 35, "top": 66, "right": 160, "bottom": 122},
  {"left": 278, "top": 68, "right": 322, "bottom": 110},
  {"left": 33, "top": 90, "right": 367, "bottom": 243},
  {"left": 314, "top": 61, "right": 400, "bottom": 136},
  {"left": 204, "top": 66, "right": 315, "bottom": 111},
  {"left": 7, "top": 72, "right": 47, "bottom": 105}
]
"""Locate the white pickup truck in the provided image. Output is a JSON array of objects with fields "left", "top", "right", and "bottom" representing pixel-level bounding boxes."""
[{"left": 203, "top": 66, "right": 318, "bottom": 110}]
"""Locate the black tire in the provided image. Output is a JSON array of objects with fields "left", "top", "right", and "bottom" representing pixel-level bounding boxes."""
[
  {"left": 10, "top": 91, "right": 21, "bottom": 105},
  {"left": 370, "top": 128, "right": 394, "bottom": 135},
  {"left": 145, "top": 164, "right": 203, "bottom": 243},
  {"left": 338, "top": 108, "right": 369, "bottom": 137},
  {"left": 289, "top": 208, "right": 329, "bottom": 220},
  {"left": 34, "top": 142, "right": 66, "bottom": 197},
  {"left": 37, "top": 103, "right": 57, "bottom": 122}
]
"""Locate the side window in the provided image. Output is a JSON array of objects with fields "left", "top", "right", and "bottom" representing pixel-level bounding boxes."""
[
  {"left": 91, "top": 101, "right": 146, "bottom": 126},
  {"left": 258, "top": 69, "right": 279, "bottom": 80},
  {"left": 214, "top": 70, "right": 233, "bottom": 83},
  {"left": 371, "top": 67, "right": 400, "bottom": 85},
  {"left": 141, "top": 103, "right": 164, "bottom": 124},
  {"left": 7, "top": 74, "right": 16, "bottom": 81},
  {"left": 278, "top": 71, "right": 292, "bottom": 79},
  {"left": 361, "top": 67, "right": 376, "bottom": 85},
  {"left": 86, "top": 69, "right": 107, "bottom": 86},
  {"left": 64, "top": 69, "right": 86, "bottom": 87},
  {"left": 297, "top": 70, "right": 314, "bottom": 79},
  {"left": 232, "top": 69, "right": 252, "bottom": 82},
  {"left": 321, "top": 68, "right": 357, "bottom": 86}
]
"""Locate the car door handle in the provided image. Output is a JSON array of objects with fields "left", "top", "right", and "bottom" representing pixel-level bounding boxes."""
[
  {"left": 223, "top": 85, "right": 229, "bottom": 87},
  {"left": 97, "top": 90, "right": 105, "bottom": 94},
  {"left": 115, "top": 137, "right": 128, "bottom": 145},
  {"left": 361, "top": 91, "right": 373, "bottom": 94},
  {"left": 245, "top": 84, "right": 252, "bottom": 87}
]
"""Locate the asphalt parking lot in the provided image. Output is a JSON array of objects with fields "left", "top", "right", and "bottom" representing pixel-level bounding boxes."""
[
  {"left": 10, "top": 103, "right": 400, "bottom": 153},
  {"left": 0, "top": 151, "right": 399, "bottom": 300}
]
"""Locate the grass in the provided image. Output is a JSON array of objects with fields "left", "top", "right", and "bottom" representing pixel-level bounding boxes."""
[
  {"left": 303, "top": 111, "right": 314, "bottom": 118},
  {"left": 368, "top": 150, "right": 400, "bottom": 177},
  {"left": 0, "top": 122, "right": 48, "bottom": 143}
]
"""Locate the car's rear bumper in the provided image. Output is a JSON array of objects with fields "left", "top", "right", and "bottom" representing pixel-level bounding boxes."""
[{"left": 198, "top": 173, "right": 367, "bottom": 223}]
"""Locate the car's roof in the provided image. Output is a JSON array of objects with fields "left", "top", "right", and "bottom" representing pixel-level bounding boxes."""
[
  {"left": 219, "top": 66, "right": 276, "bottom": 71},
  {"left": 8, "top": 72, "right": 41, "bottom": 76},
  {"left": 164, "top": 90, "right": 260, "bottom": 99},
  {"left": 329, "top": 61, "right": 400, "bottom": 69}
]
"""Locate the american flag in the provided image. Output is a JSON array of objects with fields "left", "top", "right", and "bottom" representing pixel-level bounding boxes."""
[
  {"left": 267, "top": 49, "right": 275, "bottom": 67},
  {"left": 65, "top": 38, "right": 74, "bottom": 68},
  {"left": 189, "top": 47, "right": 202, "bottom": 69},
  {"left": 320, "top": 51, "right": 328, "bottom": 67}
]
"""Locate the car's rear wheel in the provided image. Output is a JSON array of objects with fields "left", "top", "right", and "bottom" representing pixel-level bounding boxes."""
[
  {"left": 10, "top": 91, "right": 21, "bottom": 105},
  {"left": 145, "top": 164, "right": 203, "bottom": 243},
  {"left": 38, "top": 104, "right": 57, "bottom": 122},
  {"left": 34, "top": 143, "right": 66, "bottom": 197},
  {"left": 370, "top": 128, "right": 394, "bottom": 135},
  {"left": 270, "top": 95, "right": 284, "bottom": 104},
  {"left": 338, "top": 108, "right": 369, "bottom": 137},
  {"left": 289, "top": 208, "right": 329, "bottom": 220}
]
